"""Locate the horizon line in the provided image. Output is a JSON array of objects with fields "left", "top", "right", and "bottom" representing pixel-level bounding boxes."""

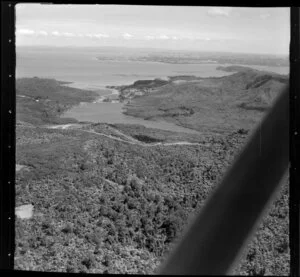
[{"left": 16, "top": 45, "right": 289, "bottom": 57}]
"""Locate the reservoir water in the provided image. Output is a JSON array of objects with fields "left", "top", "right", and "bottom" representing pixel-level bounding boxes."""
[
  {"left": 61, "top": 102, "right": 201, "bottom": 134},
  {"left": 17, "top": 46, "right": 289, "bottom": 133}
]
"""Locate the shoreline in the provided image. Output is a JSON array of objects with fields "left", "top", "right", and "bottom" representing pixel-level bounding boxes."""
[
  {"left": 59, "top": 79, "right": 202, "bottom": 135},
  {"left": 93, "top": 87, "right": 121, "bottom": 103},
  {"left": 62, "top": 81, "right": 122, "bottom": 104},
  {"left": 59, "top": 72, "right": 231, "bottom": 133}
]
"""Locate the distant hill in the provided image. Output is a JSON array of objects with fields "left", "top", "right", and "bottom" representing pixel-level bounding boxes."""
[
  {"left": 123, "top": 67, "right": 288, "bottom": 133},
  {"left": 135, "top": 52, "right": 288, "bottom": 67},
  {"left": 216, "top": 65, "right": 255, "bottom": 72},
  {"left": 16, "top": 77, "right": 98, "bottom": 125},
  {"left": 16, "top": 78, "right": 97, "bottom": 103},
  {"left": 219, "top": 67, "right": 287, "bottom": 89}
]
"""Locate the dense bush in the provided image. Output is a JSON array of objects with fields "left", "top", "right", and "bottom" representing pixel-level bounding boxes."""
[{"left": 15, "top": 125, "right": 289, "bottom": 275}]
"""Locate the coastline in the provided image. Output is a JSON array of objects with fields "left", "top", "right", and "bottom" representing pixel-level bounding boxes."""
[
  {"left": 93, "top": 87, "right": 120, "bottom": 103},
  {"left": 59, "top": 78, "right": 202, "bottom": 135},
  {"left": 62, "top": 81, "right": 122, "bottom": 104},
  {"left": 38, "top": 64, "right": 289, "bottom": 132}
]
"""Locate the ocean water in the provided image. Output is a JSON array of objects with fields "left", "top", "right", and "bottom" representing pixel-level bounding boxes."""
[
  {"left": 16, "top": 47, "right": 289, "bottom": 90},
  {"left": 16, "top": 48, "right": 230, "bottom": 89}
]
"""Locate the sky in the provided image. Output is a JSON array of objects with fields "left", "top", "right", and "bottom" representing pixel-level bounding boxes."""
[{"left": 16, "top": 4, "right": 290, "bottom": 55}]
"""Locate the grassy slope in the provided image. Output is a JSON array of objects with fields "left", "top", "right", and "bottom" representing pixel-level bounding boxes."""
[
  {"left": 15, "top": 74, "right": 289, "bottom": 275},
  {"left": 123, "top": 68, "right": 288, "bottom": 134},
  {"left": 16, "top": 78, "right": 98, "bottom": 125}
]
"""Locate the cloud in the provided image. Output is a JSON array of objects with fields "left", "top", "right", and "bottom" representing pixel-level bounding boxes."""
[
  {"left": 50, "top": 31, "right": 109, "bottom": 39},
  {"left": 17, "top": 29, "right": 49, "bottom": 36},
  {"left": 122, "top": 33, "right": 133, "bottom": 39},
  {"left": 51, "top": 31, "right": 75, "bottom": 37},
  {"left": 51, "top": 31, "right": 61, "bottom": 36},
  {"left": 184, "top": 35, "right": 196, "bottom": 40},
  {"left": 94, "top": 33, "right": 109, "bottom": 38},
  {"left": 260, "top": 13, "right": 271, "bottom": 19},
  {"left": 85, "top": 33, "right": 109, "bottom": 39},
  {"left": 144, "top": 35, "right": 184, "bottom": 41},
  {"left": 207, "top": 7, "right": 232, "bottom": 17},
  {"left": 62, "top": 32, "right": 75, "bottom": 37},
  {"left": 145, "top": 35, "right": 155, "bottom": 40},
  {"left": 158, "top": 34, "right": 169, "bottom": 40},
  {"left": 144, "top": 35, "right": 182, "bottom": 41},
  {"left": 37, "top": 30, "right": 48, "bottom": 36},
  {"left": 17, "top": 28, "right": 35, "bottom": 35}
]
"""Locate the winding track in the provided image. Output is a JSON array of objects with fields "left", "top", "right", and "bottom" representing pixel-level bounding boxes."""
[
  {"left": 18, "top": 123, "right": 210, "bottom": 147},
  {"left": 47, "top": 124, "right": 208, "bottom": 147}
]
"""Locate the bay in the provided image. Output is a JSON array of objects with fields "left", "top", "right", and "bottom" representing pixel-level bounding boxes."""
[{"left": 17, "top": 47, "right": 289, "bottom": 134}]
